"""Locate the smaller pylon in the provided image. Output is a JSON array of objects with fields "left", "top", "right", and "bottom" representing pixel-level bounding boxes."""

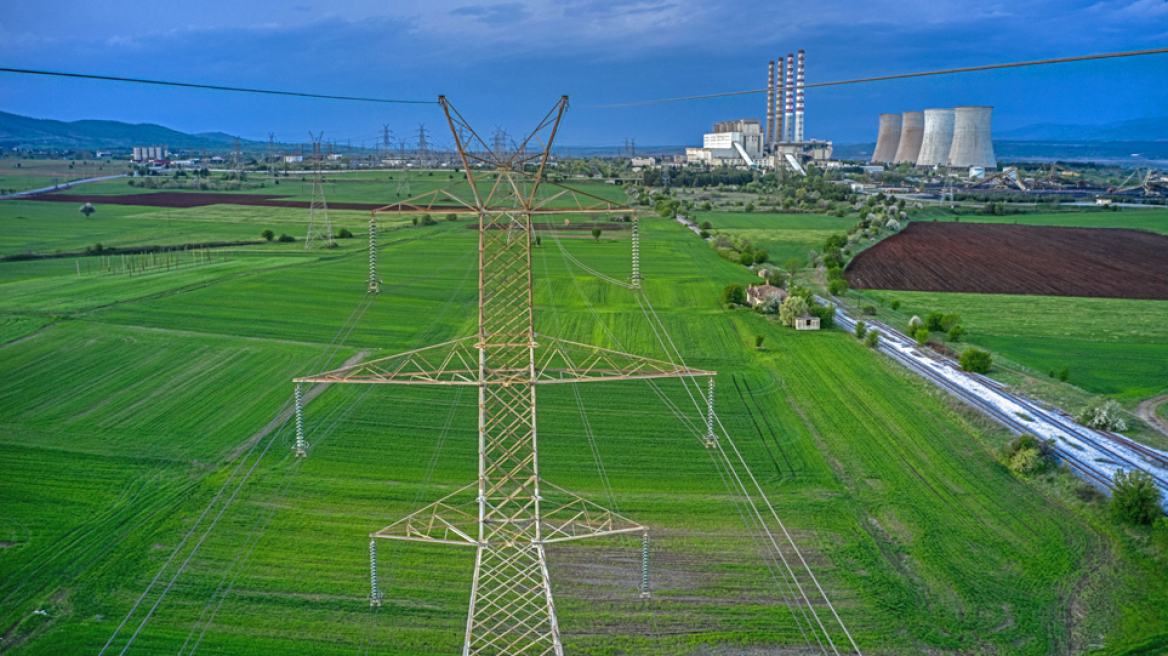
[
  {"left": 369, "top": 539, "right": 383, "bottom": 607},
  {"left": 640, "top": 529, "right": 651, "bottom": 599},
  {"left": 661, "top": 167, "right": 670, "bottom": 188},
  {"left": 367, "top": 213, "right": 380, "bottom": 293},
  {"left": 630, "top": 215, "right": 642, "bottom": 290},
  {"left": 294, "top": 384, "right": 308, "bottom": 457},
  {"left": 705, "top": 378, "right": 717, "bottom": 448}
]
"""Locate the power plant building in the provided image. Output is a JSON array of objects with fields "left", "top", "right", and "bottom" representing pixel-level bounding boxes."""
[
  {"left": 916, "top": 108, "right": 955, "bottom": 168},
  {"left": 893, "top": 111, "right": 924, "bottom": 164},
  {"left": 871, "top": 115, "right": 901, "bottom": 164},
  {"left": 686, "top": 120, "right": 765, "bottom": 167},
  {"left": 132, "top": 145, "right": 168, "bottom": 162},
  {"left": 947, "top": 106, "right": 996, "bottom": 169}
]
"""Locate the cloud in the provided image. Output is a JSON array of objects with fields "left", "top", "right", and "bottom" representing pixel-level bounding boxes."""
[
  {"left": 450, "top": 3, "right": 531, "bottom": 24},
  {"left": 1118, "top": 0, "right": 1168, "bottom": 16}
]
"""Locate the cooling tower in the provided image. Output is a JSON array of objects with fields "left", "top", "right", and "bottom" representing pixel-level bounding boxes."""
[
  {"left": 871, "top": 114, "right": 902, "bottom": 164},
  {"left": 893, "top": 111, "right": 924, "bottom": 164},
  {"left": 917, "top": 108, "right": 955, "bottom": 168},
  {"left": 947, "top": 106, "right": 996, "bottom": 169},
  {"left": 794, "top": 50, "right": 805, "bottom": 143},
  {"left": 766, "top": 61, "right": 775, "bottom": 145},
  {"left": 784, "top": 54, "right": 794, "bottom": 142}
]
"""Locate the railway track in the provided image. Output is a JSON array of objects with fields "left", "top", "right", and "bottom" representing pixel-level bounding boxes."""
[{"left": 825, "top": 300, "right": 1168, "bottom": 506}]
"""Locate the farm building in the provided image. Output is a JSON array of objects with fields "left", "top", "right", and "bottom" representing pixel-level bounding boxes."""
[
  {"left": 747, "top": 284, "right": 785, "bottom": 307},
  {"left": 795, "top": 314, "right": 821, "bottom": 330}
]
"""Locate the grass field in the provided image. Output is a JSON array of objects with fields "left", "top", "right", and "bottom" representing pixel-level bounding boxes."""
[
  {"left": 693, "top": 211, "right": 855, "bottom": 266},
  {"left": 0, "top": 158, "right": 131, "bottom": 195},
  {"left": 2, "top": 183, "right": 1167, "bottom": 655},
  {"left": 949, "top": 208, "right": 1168, "bottom": 234}
]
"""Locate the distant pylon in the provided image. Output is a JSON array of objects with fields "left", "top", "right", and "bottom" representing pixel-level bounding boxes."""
[
  {"left": 267, "top": 133, "right": 276, "bottom": 183},
  {"left": 661, "top": 167, "right": 670, "bottom": 188},
  {"left": 305, "top": 132, "right": 334, "bottom": 249},
  {"left": 232, "top": 137, "right": 244, "bottom": 181},
  {"left": 367, "top": 213, "right": 380, "bottom": 293}
]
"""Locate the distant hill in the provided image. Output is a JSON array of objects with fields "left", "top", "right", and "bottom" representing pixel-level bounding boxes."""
[
  {"left": 997, "top": 116, "right": 1168, "bottom": 142},
  {"left": 0, "top": 110, "right": 265, "bottom": 150}
]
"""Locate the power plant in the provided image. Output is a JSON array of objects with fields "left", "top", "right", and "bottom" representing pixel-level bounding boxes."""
[
  {"left": 871, "top": 105, "right": 995, "bottom": 169},
  {"left": 916, "top": 108, "right": 955, "bottom": 167},
  {"left": 893, "top": 111, "right": 924, "bottom": 164}
]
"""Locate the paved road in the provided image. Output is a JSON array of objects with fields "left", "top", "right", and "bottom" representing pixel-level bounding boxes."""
[
  {"left": 0, "top": 174, "right": 127, "bottom": 200},
  {"left": 824, "top": 297, "right": 1168, "bottom": 509}
]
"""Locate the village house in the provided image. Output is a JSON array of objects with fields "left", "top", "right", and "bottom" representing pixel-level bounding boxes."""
[{"left": 746, "top": 284, "right": 785, "bottom": 307}]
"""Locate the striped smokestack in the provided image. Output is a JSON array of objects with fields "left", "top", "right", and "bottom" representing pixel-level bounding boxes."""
[
  {"left": 784, "top": 54, "right": 794, "bottom": 142},
  {"left": 766, "top": 61, "right": 776, "bottom": 145},
  {"left": 775, "top": 60, "right": 784, "bottom": 144},
  {"left": 795, "top": 50, "right": 805, "bottom": 143}
]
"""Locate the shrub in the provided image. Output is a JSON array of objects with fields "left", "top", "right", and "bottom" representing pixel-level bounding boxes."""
[
  {"left": 261, "top": 229, "right": 275, "bottom": 241},
  {"left": 865, "top": 330, "right": 880, "bottom": 348},
  {"left": 947, "top": 325, "right": 965, "bottom": 342},
  {"left": 914, "top": 327, "right": 931, "bottom": 347},
  {"left": 699, "top": 230, "right": 710, "bottom": 239},
  {"left": 1111, "top": 469, "right": 1163, "bottom": 525},
  {"left": 1153, "top": 517, "right": 1168, "bottom": 551},
  {"left": 753, "top": 249, "right": 769, "bottom": 265},
  {"left": 809, "top": 304, "right": 835, "bottom": 329},
  {"left": 926, "top": 312, "right": 946, "bottom": 332},
  {"left": 828, "top": 279, "right": 849, "bottom": 296},
  {"left": 337, "top": 227, "right": 353, "bottom": 238},
  {"left": 421, "top": 214, "right": 438, "bottom": 226},
  {"left": 591, "top": 227, "right": 603, "bottom": 241},
  {"left": 412, "top": 217, "right": 419, "bottom": 226},
  {"left": 941, "top": 313, "right": 961, "bottom": 331},
  {"left": 890, "top": 299, "right": 901, "bottom": 310},
  {"left": 1075, "top": 398, "right": 1127, "bottom": 431},
  {"left": 959, "top": 348, "right": 992, "bottom": 373},
  {"left": 1008, "top": 448, "right": 1041, "bottom": 474},
  {"left": 854, "top": 321, "right": 867, "bottom": 340},
  {"left": 277, "top": 233, "right": 295, "bottom": 242},
  {"left": 1057, "top": 365, "right": 1069, "bottom": 382},
  {"left": 755, "top": 334, "right": 765, "bottom": 349},
  {"left": 826, "top": 268, "right": 844, "bottom": 281},
  {"left": 445, "top": 213, "right": 458, "bottom": 221},
  {"left": 722, "top": 283, "right": 746, "bottom": 306},
  {"left": 80, "top": 203, "right": 96, "bottom": 218},
  {"left": 908, "top": 315, "right": 922, "bottom": 331},
  {"left": 699, "top": 220, "right": 712, "bottom": 230},
  {"left": 779, "top": 295, "right": 810, "bottom": 327}
]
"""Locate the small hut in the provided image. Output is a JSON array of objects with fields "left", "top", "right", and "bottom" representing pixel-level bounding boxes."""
[{"left": 795, "top": 314, "right": 821, "bottom": 331}]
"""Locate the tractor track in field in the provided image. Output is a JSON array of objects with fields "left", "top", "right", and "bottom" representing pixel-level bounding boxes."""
[
  {"left": 1136, "top": 394, "right": 1168, "bottom": 438},
  {"left": 732, "top": 374, "right": 796, "bottom": 478}
]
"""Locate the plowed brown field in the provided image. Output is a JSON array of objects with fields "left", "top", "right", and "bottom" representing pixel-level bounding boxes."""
[{"left": 845, "top": 221, "right": 1168, "bottom": 299}]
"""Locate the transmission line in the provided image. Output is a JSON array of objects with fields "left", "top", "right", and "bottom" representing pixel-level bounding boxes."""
[
  {"left": 584, "top": 46, "right": 1168, "bottom": 108},
  {"left": 0, "top": 67, "right": 435, "bottom": 104}
]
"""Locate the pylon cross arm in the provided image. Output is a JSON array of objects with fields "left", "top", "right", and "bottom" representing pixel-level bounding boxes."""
[{"left": 372, "top": 482, "right": 480, "bottom": 546}]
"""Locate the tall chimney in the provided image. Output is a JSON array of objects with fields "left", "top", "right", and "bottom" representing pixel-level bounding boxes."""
[
  {"left": 766, "top": 61, "right": 776, "bottom": 146},
  {"left": 795, "top": 50, "right": 805, "bottom": 143},
  {"left": 775, "top": 60, "right": 784, "bottom": 145},
  {"left": 784, "top": 54, "right": 795, "bottom": 143}
]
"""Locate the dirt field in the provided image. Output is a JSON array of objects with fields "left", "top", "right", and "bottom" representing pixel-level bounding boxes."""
[{"left": 845, "top": 221, "right": 1168, "bottom": 300}]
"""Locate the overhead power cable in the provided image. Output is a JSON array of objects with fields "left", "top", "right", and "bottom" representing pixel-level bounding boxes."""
[
  {"left": 0, "top": 67, "right": 436, "bottom": 104},
  {"left": 585, "top": 47, "right": 1168, "bottom": 108}
]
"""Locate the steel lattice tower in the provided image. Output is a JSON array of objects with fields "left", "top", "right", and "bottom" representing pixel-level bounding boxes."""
[
  {"left": 305, "top": 132, "right": 335, "bottom": 249},
  {"left": 296, "top": 97, "right": 712, "bottom": 654}
]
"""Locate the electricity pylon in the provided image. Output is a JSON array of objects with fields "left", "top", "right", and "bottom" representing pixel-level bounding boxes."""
[
  {"left": 295, "top": 96, "right": 713, "bottom": 655},
  {"left": 305, "top": 132, "right": 334, "bottom": 249}
]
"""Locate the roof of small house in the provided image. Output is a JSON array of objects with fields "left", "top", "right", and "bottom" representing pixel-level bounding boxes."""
[
  {"left": 747, "top": 284, "right": 784, "bottom": 300},
  {"left": 797, "top": 313, "right": 817, "bottom": 320}
]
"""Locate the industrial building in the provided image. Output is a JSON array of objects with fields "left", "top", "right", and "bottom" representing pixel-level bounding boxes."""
[
  {"left": 871, "top": 106, "right": 995, "bottom": 170},
  {"left": 132, "top": 145, "right": 167, "bottom": 162},
  {"left": 686, "top": 50, "right": 832, "bottom": 173}
]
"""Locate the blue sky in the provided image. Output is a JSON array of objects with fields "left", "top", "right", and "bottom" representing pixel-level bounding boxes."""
[{"left": 0, "top": 0, "right": 1165, "bottom": 148}]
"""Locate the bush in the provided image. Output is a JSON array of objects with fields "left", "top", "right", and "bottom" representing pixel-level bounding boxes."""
[
  {"left": 779, "top": 295, "right": 810, "bottom": 327},
  {"left": 890, "top": 299, "right": 901, "bottom": 310},
  {"left": 959, "top": 348, "right": 992, "bottom": 373},
  {"left": 1075, "top": 398, "right": 1128, "bottom": 431},
  {"left": 908, "top": 315, "right": 922, "bottom": 331},
  {"left": 1009, "top": 448, "right": 1041, "bottom": 474},
  {"left": 722, "top": 283, "right": 746, "bottom": 306},
  {"left": 1111, "top": 469, "right": 1163, "bottom": 525},
  {"left": 1057, "top": 365, "right": 1069, "bottom": 382},
  {"left": 336, "top": 227, "right": 353, "bottom": 239},
  {"left": 755, "top": 334, "right": 765, "bottom": 349},
  {"left": 261, "top": 229, "right": 275, "bottom": 241},
  {"left": 854, "top": 321, "right": 867, "bottom": 340},
  {"left": 1153, "top": 517, "right": 1168, "bottom": 551},
  {"left": 861, "top": 305, "right": 877, "bottom": 316},
  {"left": 926, "top": 312, "right": 946, "bottom": 332},
  {"left": 699, "top": 230, "right": 710, "bottom": 239},
  {"left": 699, "top": 220, "right": 712, "bottom": 230},
  {"left": 809, "top": 304, "right": 835, "bottom": 329},
  {"left": 865, "top": 330, "right": 880, "bottom": 348},
  {"left": 914, "top": 327, "right": 931, "bottom": 347},
  {"left": 947, "top": 325, "right": 965, "bottom": 342},
  {"left": 277, "top": 233, "right": 295, "bottom": 242},
  {"left": 412, "top": 217, "right": 419, "bottom": 226},
  {"left": 753, "top": 249, "right": 769, "bottom": 265},
  {"left": 445, "top": 213, "right": 458, "bottom": 222},
  {"left": 421, "top": 214, "right": 438, "bottom": 226},
  {"left": 826, "top": 268, "right": 844, "bottom": 281},
  {"left": 941, "top": 313, "right": 961, "bottom": 331},
  {"left": 828, "top": 279, "right": 849, "bottom": 296}
]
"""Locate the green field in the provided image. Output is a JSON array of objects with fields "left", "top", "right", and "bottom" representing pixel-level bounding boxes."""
[
  {"left": 950, "top": 208, "right": 1168, "bottom": 233},
  {"left": 1, "top": 182, "right": 1167, "bottom": 655},
  {"left": 0, "top": 157, "right": 131, "bottom": 195},
  {"left": 693, "top": 211, "right": 855, "bottom": 265}
]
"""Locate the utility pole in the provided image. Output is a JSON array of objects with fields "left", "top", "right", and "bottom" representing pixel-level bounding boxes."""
[
  {"left": 304, "top": 132, "right": 334, "bottom": 249},
  {"left": 295, "top": 96, "right": 713, "bottom": 655},
  {"left": 232, "top": 137, "right": 243, "bottom": 181}
]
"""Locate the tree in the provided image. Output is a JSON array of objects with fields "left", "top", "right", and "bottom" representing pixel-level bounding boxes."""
[
  {"left": 412, "top": 216, "right": 419, "bottom": 226},
  {"left": 947, "top": 325, "right": 965, "bottom": 342},
  {"left": 753, "top": 249, "right": 769, "bottom": 265},
  {"left": 908, "top": 315, "right": 923, "bottom": 331},
  {"left": 261, "top": 229, "right": 275, "bottom": 241},
  {"left": 1111, "top": 469, "right": 1162, "bottom": 525},
  {"left": 535, "top": 235, "right": 542, "bottom": 247},
  {"left": 914, "top": 327, "right": 931, "bottom": 347},
  {"left": 445, "top": 213, "right": 458, "bottom": 222},
  {"left": 79, "top": 203, "right": 95, "bottom": 218},
  {"left": 926, "top": 312, "right": 946, "bottom": 332},
  {"left": 591, "top": 227, "right": 602, "bottom": 241},
  {"left": 828, "top": 279, "right": 849, "bottom": 296},
  {"left": 959, "top": 348, "right": 992, "bottom": 373},
  {"left": 755, "top": 334, "right": 765, "bottom": 349},
  {"left": 337, "top": 227, "right": 354, "bottom": 238},
  {"left": 854, "top": 321, "right": 867, "bottom": 340},
  {"left": 941, "top": 314, "right": 961, "bottom": 331},
  {"left": 779, "top": 295, "right": 810, "bottom": 327},
  {"left": 890, "top": 299, "right": 901, "bottom": 311},
  {"left": 1057, "top": 365, "right": 1069, "bottom": 382},
  {"left": 1009, "top": 448, "right": 1040, "bottom": 474},
  {"left": 278, "top": 233, "right": 295, "bottom": 242},
  {"left": 784, "top": 258, "right": 802, "bottom": 276},
  {"left": 744, "top": 202, "right": 755, "bottom": 213},
  {"left": 722, "top": 283, "right": 746, "bottom": 306},
  {"left": 865, "top": 330, "right": 880, "bottom": 348},
  {"left": 421, "top": 214, "right": 437, "bottom": 226},
  {"left": 699, "top": 220, "right": 712, "bottom": 230}
]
